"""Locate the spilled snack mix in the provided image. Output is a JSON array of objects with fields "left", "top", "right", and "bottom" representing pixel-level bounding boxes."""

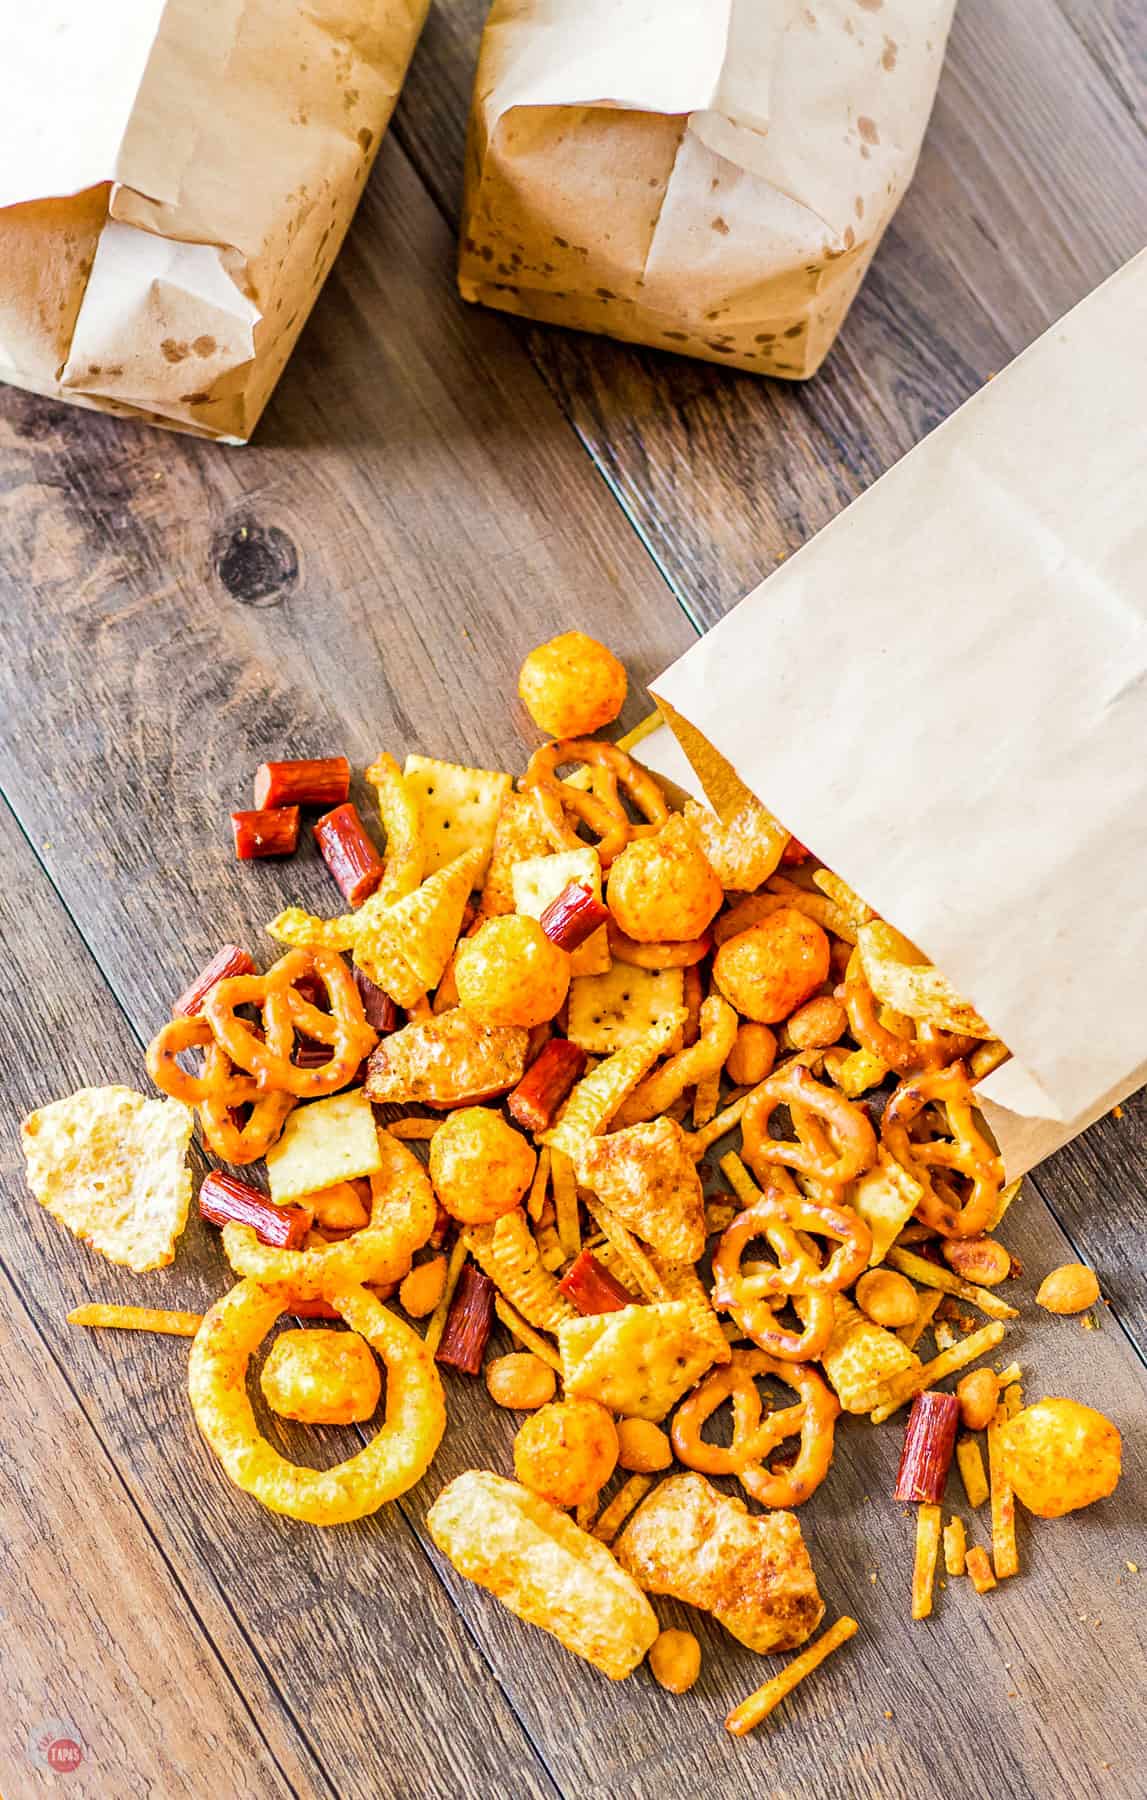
[{"left": 18, "top": 630, "right": 1123, "bottom": 1738}]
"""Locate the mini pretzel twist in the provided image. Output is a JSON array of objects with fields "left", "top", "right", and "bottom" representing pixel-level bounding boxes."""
[
  {"left": 882, "top": 1061, "right": 1003, "bottom": 1238},
  {"left": 204, "top": 949, "right": 377, "bottom": 1098},
  {"left": 741, "top": 1061, "right": 877, "bottom": 1200},
  {"left": 731, "top": 1291, "right": 837, "bottom": 1363},
  {"left": 520, "top": 739, "right": 669, "bottom": 868},
  {"left": 672, "top": 1348, "right": 839, "bottom": 1508},
  {"left": 712, "top": 1182, "right": 872, "bottom": 1307},
  {"left": 146, "top": 1016, "right": 296, "bottom": 1164},
  {"left": 614, "top": 995, "right": 738, "bottom": 1127}
]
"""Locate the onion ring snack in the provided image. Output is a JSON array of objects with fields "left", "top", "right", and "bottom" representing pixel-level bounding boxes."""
[
  {"left": 223, "top": 1129, "right": 435, "bottom": 1297},
  {"left": 189, "top": 1278, "right": 444, "bottom": 1523}
]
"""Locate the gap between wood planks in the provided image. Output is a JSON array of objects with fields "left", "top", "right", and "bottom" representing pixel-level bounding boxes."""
[{"left": 0, "top": 791, "right": 563, "bottom": 1800}]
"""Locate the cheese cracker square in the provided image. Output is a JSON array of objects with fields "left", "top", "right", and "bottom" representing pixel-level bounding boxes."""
[
  {"left": 567, "top": 964, "right": 684, "bottom": 1054},
  {"left": 404, "top": 755, "right": 511, "bottom": 877},
  {"left": 266, "top": 1088, "right": 382, "bottom": 1204},
  {"left": 511, "top": 847, "right": 610, "bottom": 976}
]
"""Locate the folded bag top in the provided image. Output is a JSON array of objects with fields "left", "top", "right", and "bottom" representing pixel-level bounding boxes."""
[
  {"left": 460, "top": 0, "right": 956, "bottom": 378},
  {"left": 643, "top": 251, "right": 1147, "bottom": 1173},
  {"left": 0, "top": 0, "right": 429, "bottom": 440}
]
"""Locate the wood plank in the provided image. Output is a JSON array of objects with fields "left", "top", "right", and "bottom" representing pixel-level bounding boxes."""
[
  {"left": 2, "top": 124, "right": 1145, "bottom": 1797},
  {"left": 0, "top": 1254, "right": 311, "bottom": 1800},
  {"left": 1028, "top": 1097, "right": 1147, "bottom": 1356},
  {"left": 0, "top": 799, "right": 559, "bottom": 1800},
  {"left": 396, "top": 0, "right": 1147, "bottom": 625},
  {"left": 1054, "top": 0, "right": 1147, "bottom": 131}
]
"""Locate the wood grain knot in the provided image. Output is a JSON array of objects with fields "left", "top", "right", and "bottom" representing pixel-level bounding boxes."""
[{"left": 213, "top": 521, "right": 299, "bottom": 606}]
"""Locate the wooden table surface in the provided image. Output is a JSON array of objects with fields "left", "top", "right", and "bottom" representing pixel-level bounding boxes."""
[{"left": 2, "top": 4, "right": 1145, "bottom": 1796}]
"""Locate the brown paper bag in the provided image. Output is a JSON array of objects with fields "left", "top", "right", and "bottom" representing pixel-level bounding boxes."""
[
  {"left": 459, "top": 0, "right": 954, "bottom": 378},
  {"left": 0, "top": 0, "right": 428, "bottom": 441},
  {"left": 640, "top": 251, "right": 1147, "bottom": 1175}
]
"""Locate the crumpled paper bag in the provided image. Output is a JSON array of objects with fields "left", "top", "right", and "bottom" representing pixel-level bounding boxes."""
[
  {"left": 0, "top": 0, "right": 428, "bottom": 441},
  {"left": 459, "top": 0, "right": 954, "bottom": 377},
  {"left": 640, "top": 250, "right": 1147, "bottom": 1176}
]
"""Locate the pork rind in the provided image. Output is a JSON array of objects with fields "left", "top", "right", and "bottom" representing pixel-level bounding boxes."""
[
  {"left": 575, "top": 1117, "right": 705, "bottom": 1264},
  {"left": 464, "top": 1210, "right": 577, "bottom": 1332},
  {"left": 22, "top": 1085, "right": 193, "bottom": 1272},
  {"left": 364, "top": 1010, "right": 528, "bottom": 1107},
  {"left": 427, "top": 1470, "right": 658, "bottom": 1679},
  {"left": 858, "top": 921, "right": 993, "bottom": 1038},
  {"left": 615, "top": 1472, "right": 824, "bottom": 1655},
  {"left": 798, "top": 1294, "right": 919, "bottom": 1414},
  {"left": 559, "top": 1300, "right": 723, "bottom": 1421},
  {"left": 683, "top": 797, "right": 788, "bottom": 894}
]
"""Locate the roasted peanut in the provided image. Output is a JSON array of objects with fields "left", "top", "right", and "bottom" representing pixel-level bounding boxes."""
[
  {"left": 956, "top": 1367, "right": 999, "bottom": 1432},
  {"left": 855, "top": 1268, "right": 918, "bottom": 1329},
  {"left": 399, "top": 1254, "right": 447, "bottom": 1319},
  {"left": 485, "top": 1352, "right": 557, "bottom": 1411},
  {"left": 616, "top": 1418, "right": 673, "bottom": 1473},
  {"left": 786, "top": 994, "right": 848, "bottom": 1050},
  {"left": 649, "top": 1628, "right": 701, "bottom": 1694},
  {"left": 942, "top": 1237, "right": 1011, "bottom": 1287},
  {"left": 725, "top": 1022, "right": 777, "bottom": 1088},
  {"left": 1036, "top": 1263, "right": 1100, "bottom": 1316}
]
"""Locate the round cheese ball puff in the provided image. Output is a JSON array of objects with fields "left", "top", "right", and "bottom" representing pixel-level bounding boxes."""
[
  {"left": 513, "top": 1398, "right": 619, "bottom": 1508},
  {"left": 429, "top": 1106, "right": 536, "bottom": 1225},
  {"left": 606, "top": 815, "right": 723, "bottom": 944},
  {"left": 455, "top": 914, "right": 570, "bottom": 1028},
  {"left": 713, "top": 907, "right": 831, "bottom": 1024},
  {"left": 518, "top": 631, "right": 627, "bottom": 738},
  {"left": 260, "top": 1329, "right": 381, "bottom": 1425},
  {"left": 1001, "top": 1397, "right": 1121, "bottom": 1518}
]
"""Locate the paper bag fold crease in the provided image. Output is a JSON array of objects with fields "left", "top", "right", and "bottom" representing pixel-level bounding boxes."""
[
  {"left": 460, "top": 0, "right": 955, "bottom": 377},
  {"left": 0, "top": 0, "right": 429, "bottom": 439}
]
